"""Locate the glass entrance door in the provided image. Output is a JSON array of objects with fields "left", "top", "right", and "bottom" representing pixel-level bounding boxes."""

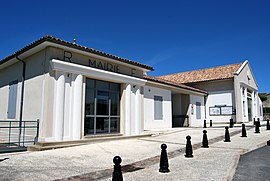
[{"left": 85, "top": 79, "right": 120, "bottom": 135}]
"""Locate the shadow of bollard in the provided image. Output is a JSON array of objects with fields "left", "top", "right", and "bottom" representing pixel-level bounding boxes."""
[
  {"left": 159, "top": 144, "right": 170, "bottom": 173},
  {"left": 0, "top": 158, "right": 9, "bottom": 162},
  {"left": 112, "top": 156, "right": 123, "bottom": 181},
  {"left": 224, "top": 126, "right": 231, "bottom": 142}
]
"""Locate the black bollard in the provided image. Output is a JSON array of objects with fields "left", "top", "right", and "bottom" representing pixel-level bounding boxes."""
[
  {"left": 241, "top": 124, "right": 247, "bottom": 137},
  {"left": 203, "top": 120, "right": 207, "bottom": 128},
  {"left": 267, "top": 120, "right": 270, "bottom": 130},
  {"left": 257, "top": 118, "right": 261, "bottom": 127},
  {"left": 255, "top": 120, "right": 260, "bottom": 133},
  {"left": 267, "top": 140, "right": 270, "bottom": 146},
  {"left": 159, "top": 144, "right": 170, "bottom": 173},
  {"left": 253, "top": 118, "right": 256, "bottom": 125},
  {"left": 224, "top": 126, "right": 231, "bottom": 142},
  {"left": 202, "top": 130, "right": 209, "bottom": 148},
  {"left": 229, "top": 118, "right": 234, "bottom": 128},
  {"left": 210, "top": 120, "right": 212, "bottom": 127},
  {"left": 185, "top": 135, "right": 193, "bottom": 158},
  {"left": 112, "top": 156, "right": 123, "bottom": 181}
]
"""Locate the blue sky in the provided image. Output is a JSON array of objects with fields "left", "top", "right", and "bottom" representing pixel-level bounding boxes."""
[{"left": 0, "top": 0, "right": 269, "bottom": 92}]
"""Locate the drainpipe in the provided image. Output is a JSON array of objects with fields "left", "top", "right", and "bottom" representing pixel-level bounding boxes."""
[{"left": 16, "top": 55, "right": 26, "bottom": 145}]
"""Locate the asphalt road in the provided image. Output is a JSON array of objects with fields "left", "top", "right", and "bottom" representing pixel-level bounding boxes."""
[{"left": 233, "top": 145, "right": 270, "bottom": 181}]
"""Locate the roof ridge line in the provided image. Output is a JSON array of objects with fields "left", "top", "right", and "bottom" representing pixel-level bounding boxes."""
[{"left": 158, "top": 61, "right": 244, "bottom": 77}]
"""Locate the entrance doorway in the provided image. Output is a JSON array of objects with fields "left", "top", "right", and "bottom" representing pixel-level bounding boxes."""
[
  {"left": 84, "top": 78, "right": 120, "bottom": 135},
  {"left": 247, "top": 98, "right": 252, "bottom": 122},
  {"left": 172, "top": 94, "right": 190, "bottom": 127}
]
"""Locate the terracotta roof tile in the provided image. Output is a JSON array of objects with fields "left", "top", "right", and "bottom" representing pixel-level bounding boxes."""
[
  {"left": 0, "top": 35, "right": 154, "bottom": 71},
  {"left": 158, "top": 63, "right": 243, "bottom": 84},
  {"left": 144, "top": 75, "right": 207, "bottom": 94}
]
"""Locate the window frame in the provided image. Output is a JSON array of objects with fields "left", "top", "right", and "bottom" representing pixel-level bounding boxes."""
[
  {"left": 196, "top": 102, "right": 201, "bottom": 120},
  {"left": 154, "top": 95, "right": 163, "bottom": 120}
]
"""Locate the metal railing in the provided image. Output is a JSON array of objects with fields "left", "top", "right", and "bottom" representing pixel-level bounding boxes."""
[{"left": 0, "top": 119, "right": 39, "bottom": 148}]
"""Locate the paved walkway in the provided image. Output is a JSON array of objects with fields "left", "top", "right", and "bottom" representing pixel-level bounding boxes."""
[
  {"left": 232, "top": 145, "right": 270, "bottom": 181},
  {"left": 0, "top": 123, "right": 269, "bottom": 181}
]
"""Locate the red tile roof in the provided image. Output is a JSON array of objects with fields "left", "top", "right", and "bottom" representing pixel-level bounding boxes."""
[
  {"left": 158, "top": 62, "right": 243, "bottom": 84},
  {"left": 144, "top": 75, "right": 207, "bottom": 94}
]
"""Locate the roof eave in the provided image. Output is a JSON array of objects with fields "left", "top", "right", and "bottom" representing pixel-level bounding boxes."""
[
  {"left": 0, "top": 35, "right": 154, "bottom": 71},
  {"left": 184, "top": 77, "right": 234, "bottom": 84},
  {"left": 144, "top": 76, "right": 207, "bottom": 95}
]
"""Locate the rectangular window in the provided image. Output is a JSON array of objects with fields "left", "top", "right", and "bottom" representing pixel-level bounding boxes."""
[
  {"left": 243, "top": 101, "right": 246, "bottom": 117},
  {"left": 154, "top": 96, "right": 163, "bottom": 120},
  {"left": 8, "top": 81, "right": 18, "bottom": 119},
  {"left": 196, "top": 102, "right": 201, "bottom": 119}
]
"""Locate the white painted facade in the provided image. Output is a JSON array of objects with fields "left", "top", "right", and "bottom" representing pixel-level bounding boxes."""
[
  {"left": 189, "top": 95, "right": 205, "bottom": 127},
  {"left": 234, "top": 61, "right": 262, "bottom": 122},
  {"left": 205, "top": 90, "right": 236, "bottom": 123},
  {"left": 143, "top": 85, "right": 172, "bottom": 130}
]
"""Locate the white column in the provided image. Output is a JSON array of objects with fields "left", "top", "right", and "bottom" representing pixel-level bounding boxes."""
[
  {"left": 240, "top": 86, "right": 245, "bottom": 119},
  {"left": 72, "top": 74, "right": 83, "bottom": 140},
  {"left": 134, "top": 86, "right": 141, "bottom": 135},
  {"left": 244, "top": 88, "right": 248, "bottom": 120},
  {"left": 254, "top": 92, "right": 258, "bottom": 118},
  {"left": 251, "top": 91, "right": 255, "bottom": 119},
  {"left": 125, "top": 84, "right": 131, "bottom": 136},
  {"left": 54, "top": 71, "right": 65, "bottom": 141}
]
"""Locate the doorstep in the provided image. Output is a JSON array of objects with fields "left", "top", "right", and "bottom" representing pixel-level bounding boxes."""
[{"left": 28, "top": 133, "right": 153, "bottom": 151}]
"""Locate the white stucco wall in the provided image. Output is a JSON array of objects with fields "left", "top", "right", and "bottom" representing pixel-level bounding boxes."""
[
  {"left": 0, "top": 50, "right": 46, "bottom": 121},
  {"left": 206, "top": 90, "right": 236, "bottom": 123},
  {"left": 189, "top": 95, "right": 205, "bottom": 127},
  {"left": 144, "top": 85, "right": 172, "bottom": 130},
  {"left": 0, "top": 62, "right": 22, "bottom": 120},
  {"left": 189, "top": 79, "right": 234, "bottom": 92},
  {"left": 0, "top": 85, "right": 11, "bottom": 119},
  {"left": 258, "top": 97, "right": 264, "bottom": 121},
  {"left": 188, "top": 79, "right": 236, "bottom": 124}
]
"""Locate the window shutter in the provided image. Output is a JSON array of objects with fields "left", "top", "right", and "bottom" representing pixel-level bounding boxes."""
[
  {"left": 154, "top": 96, "right": 163, "bottom": 120},
  {"left": 196, "top": 102, "right": 201, "bottom": 119},
  {"left": 7, "top": 81, "right": 18, "bottom": 119}
]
